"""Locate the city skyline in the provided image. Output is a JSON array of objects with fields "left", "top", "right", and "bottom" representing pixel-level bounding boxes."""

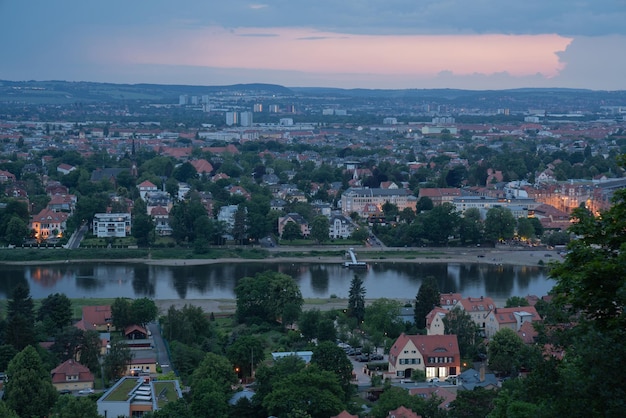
[{"left": 1, "top": 1, "right": 625, "bottom": 91}]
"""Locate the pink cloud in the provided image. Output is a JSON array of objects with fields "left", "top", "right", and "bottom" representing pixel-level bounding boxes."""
[{"left": 108, "top": 27, "right": 572, "bottom": 80}]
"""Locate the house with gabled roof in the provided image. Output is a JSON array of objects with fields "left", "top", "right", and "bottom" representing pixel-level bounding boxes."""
[
  {"left": 57, "top": 163, "right": 76, "bottom": 175},
  {"left": 331, "top": 410, "right": 358, "bottom": 418},
  {"left": 278, "top": 213, "right": 310, "bottom": 238},
  {"left": 0, "top": 169, "right": 16, "bottom": 183},
  {"left": 387, "top": 405, "right": 422, "bottom": 418},
  {"left": 51, "top": 359, "right": 94, "bottom": 392},
  {"left": 388, "top": 333, "right": 460, "bottom": 381},
  {"left": 425, "top": 307, "right": 449, "bottom": 336},
  {"left": 439, "top": 292, "right": 462, "bottom": 310},
  {"left": 138, "top": 180, "right": 158, "bottom": 200},
  {"left": 76, "top": 305, "right": 113, "bottom": 332},
  {"left": 190, "top": 159, "right": 213, "bottom": 176},
  {"left": 409, "top": 386, "right": 456, "bottom": 410},
  {"left": 30, "top": 208, "right": 68, "bottom": 241},
  {"left": 485, "top": 306, "right": 541, "bottom": 338},
  {"left": 454, "top": 296, "right": 496, "bottom": 334}
]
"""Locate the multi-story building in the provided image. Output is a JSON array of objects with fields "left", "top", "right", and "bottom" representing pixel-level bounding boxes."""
[
  {"left": 328, "top": 213, "right": 354, "bottom": 239},
  {"left": 93, "top": 213, "right": 131, "bottom": 238},
  {"left": 454, "top": 296, "right": 496, "bottom": 335},
  {"left": 341, "top": 187, "right": 417, "bottom": 218},
  {"left": 97, "top": 376, "right": 183, "bottom": 418},
  {"left": 31, "top": 208, "right": 68, "bottom": 241}
]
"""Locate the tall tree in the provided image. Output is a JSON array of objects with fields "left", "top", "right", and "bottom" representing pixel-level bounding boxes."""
[
  {"left": 487, "top": 328, "right": 526, "bottom": 377},
  {"left": 52, "top": 395, "right": 100, "bottom": 418},
  {"left": 226, "top": 335, "right": 265, "bottom": 379},
  {"left": 363, "top": 298, "right": 405, "bottom": 339},
  {"left": 4, "top": 346, "right": 58, "bottom": 417},
  {"left": 5, "top": 283, "right": 35, "bottom": 350},
  {"left": 414, "top": 276, "right": 440, "bottom": 329},
  {"left": 423, "top": 203, "right": 460, "bottom": 245},
  {"left": 103, "top": 341, "right": 133, "bottom": 381},
  {"left": 111, "top": 297, "right": 133, "bottom": 330},
  {"left": 311, "top": 341, "right": 354, "bottom": 400},
  {"left": 484, "top": 206, "right": 516, "bottom": 242},
  {"left": 442, "top": 306, "right": 481, "bottom": 360},
  {"left": 262, "top": 365, "right": 345, "bottom": 418},
  {"left": 459, "top": 207, "right": 484, "bottom": 245},
  {"left": 79, "top": 330, "right": 101, "bottom": 373},
  {"left": 281, "top": 221, "right": 302, "bottom": 241},
  {"left": 37, "top": 293, "right": 72, "bottom": 331},
  {"left": 347, "top": 274, "right": 366, "bottom": 324},
  {"left": 235, "top": 271, "right": 303, "bottom": 325},
  {"left": 131, "top": 297, "right": 158, "bottom": 328},
  {"left": 309, "top": 215, "right": 330, "bottom": 244}
]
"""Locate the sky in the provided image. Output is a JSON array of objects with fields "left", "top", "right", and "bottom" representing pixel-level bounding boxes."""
[{"left": 1, "top": 1, "right": 625, "bottom": 90}]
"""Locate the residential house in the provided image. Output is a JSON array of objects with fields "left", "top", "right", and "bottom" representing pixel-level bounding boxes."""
[
  {"left": 278, "top": 213, "right": 310, "bottom": 238},
  {"left": 484, "top": 306, "right": 542, "bottom": 338},
  {"left": 454, "top": 296, "right": 496, "bottom": 335},
  {"left": 0, "top": 169, "right": 16, "bottom": 183},
  {"left": 457, "top": 365, "right": 499, "bottom": 390},
  {"left": 76, "top": 305, "right": 113, "bottom": 332},
  {"left": 425, "top": 307, "right": 449, "bottom": 336},
  {"left": 93, "top": 213, "right": 131, "bottom": 238},
  {"left": 31, "top": 208, "right": 68, "bottom": 241},
  {"left": 270, "top": 198, "right": 287, "bottom": 212},
  {"left": 57, "top": 163, "right": 76, "bottom": 175},
  {"left": 138, "top": 180, "right": 158, "bottom": 200},
  {"left": 329, "top": 213, "right": 354, "bottom": 239},
  {"left": 331, "top": 411, "right": 358, "bottom": 418},
  {"left": 190, "top": 159, "right": 213, "bottom": 176},
  {"left": 97, "top": 376, "right": 183, "bottom": 418},
  {"left": 127, "top": 351, "right": 158, "bottom": 375},
  {"left": 387, "top": 406, "right": 422, "bottom": 418},
  {"left": 91, "top": 168, "right": 125, "bottom": 185},
  {"left": 47, "top": 194, "right": 77, "bottom": 213},
  {"left": 409, "top": 386, "right": 456, "bottom": 410},
  {"left": 388, "top": 333, "right": 460, "bottom": 381},
  {"left": 227, "top": 185, "right": 251, "bottom": 200},
  {"left": 51, "top": 359, "right": 94, "bottom": 392},
  {"left": 217, "top": 204, "right": 240, "bottom": 239},
  {"left": 439, "top": 293, "right": 462, "bottom": 310},
  {"left": 151, "top": 206, "right": 172, "bottom": 236}
]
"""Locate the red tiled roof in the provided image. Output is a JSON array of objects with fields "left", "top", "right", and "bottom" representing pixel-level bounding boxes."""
[
  {"left": 387, "top": 406, "right": 421, "bottom": 418},
  {"left": 82, "top": 305, "right": 112, "bottom": 327},
  {"left": 51, "top": 359, "right": 94, "bottom": 384},
  {"left": 389, "top": 334, "right": 460, "bottom": 366},
  {"left": 190, "top": 159, "right": 213, "bottom": 174},
  {"left": 138, "top": 180, "right": 157, "bottom": 189}
]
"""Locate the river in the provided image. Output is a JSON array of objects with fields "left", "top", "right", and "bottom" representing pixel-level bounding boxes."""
[{"left": 0, "top": 261, "right": 553, "bottom": 302}]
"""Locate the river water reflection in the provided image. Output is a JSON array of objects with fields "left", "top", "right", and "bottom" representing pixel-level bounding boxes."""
[{"left": 0, "top": 261, "right": 553, "bottom": 302}]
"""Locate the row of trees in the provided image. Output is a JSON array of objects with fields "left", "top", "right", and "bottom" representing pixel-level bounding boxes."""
[{"left": 375, "top": 204, "right": 545, "bottom": 247}]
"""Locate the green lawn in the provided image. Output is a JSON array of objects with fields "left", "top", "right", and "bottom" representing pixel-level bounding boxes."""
[
  {"left": 102, "top": 378, "right": 140, "bottom": 401},
  {"left": 153, "top": 381, "right": 179, "bottom": 408}
]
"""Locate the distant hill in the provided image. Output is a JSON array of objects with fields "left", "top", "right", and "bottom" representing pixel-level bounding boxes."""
[
  {"left": 0, "top": 79, "right": 625, "bottom": 106},
  {"left": 0, "top": 80, "right": 294, "bottom": 104}
]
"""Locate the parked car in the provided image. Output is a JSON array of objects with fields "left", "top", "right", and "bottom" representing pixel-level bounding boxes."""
[
  {"left": 78, "top": 388, "right": 94, "bottom": 395},
  {"left": 355, "top": 354, "right": 369, "bottom": 362},
  {"left": 369, "top": 353, "right": 384, "bottom": 361},
  {"left": 428, "top": 377, "right": 440, "bottom": 383},
  {"left": 59, "top": 389, "right": 72, "bottom": 395}
]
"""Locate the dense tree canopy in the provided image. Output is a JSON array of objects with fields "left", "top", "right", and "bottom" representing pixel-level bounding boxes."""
[
  {"left": 4, "top": 346, "right": 57, "bottom": 417},
  {"left": 235, "top": 271, "right": 303, "bottom": 325}
]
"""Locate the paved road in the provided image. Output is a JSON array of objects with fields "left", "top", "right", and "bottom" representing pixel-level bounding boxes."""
[
  {"left": 66, "top": 222, "right": 88, "bottom": 249},
  {"left": 148, "top": 322, "right": 172, "bottom": 375}
]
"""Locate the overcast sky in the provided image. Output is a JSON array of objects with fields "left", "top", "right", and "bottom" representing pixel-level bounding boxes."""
[{"left": 1, "top": 1, "right": 625, "bottom": 90}]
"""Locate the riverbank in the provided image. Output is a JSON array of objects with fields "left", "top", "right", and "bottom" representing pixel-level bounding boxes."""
[{"left": 0, "top": 246, "right": 558, "bottom": 269}]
